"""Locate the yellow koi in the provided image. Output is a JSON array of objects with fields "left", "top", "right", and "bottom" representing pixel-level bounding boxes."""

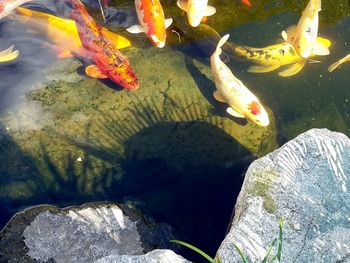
[
  {"left": 232, "top": 37, "right": 331, "bottom": 77},
  {"left": 15, "top": 7, "right": 131, "bottom": 58}
]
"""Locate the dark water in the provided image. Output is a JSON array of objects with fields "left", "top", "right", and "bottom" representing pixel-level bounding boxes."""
[{"left": 0, "top": 0, "right": 350, "bottom": 261}]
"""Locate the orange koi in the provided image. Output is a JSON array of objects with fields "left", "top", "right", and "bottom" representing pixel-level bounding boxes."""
[
  {"left": 127, "top": 0, "right": 173, "bottom": 48},
  {"left": 241, "top": 0, "right": 251, "bottom": 7},
  {"left": 70, "top": 0, "right": 139, "bottom": 90}
]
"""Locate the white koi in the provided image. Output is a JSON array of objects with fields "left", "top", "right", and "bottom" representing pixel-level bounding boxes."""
[
  {"left": 282, "top": 0, "right": 329, "bottom": 59},
  {"left": 210, "top": 34, "right": 269, "bottom": 127},
  {"left": 177, "top": 0, "right": 216, "bottom": 27}
]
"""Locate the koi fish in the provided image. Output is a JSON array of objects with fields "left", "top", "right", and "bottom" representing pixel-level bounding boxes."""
[
  {"left": 70, "top": 0, "right": 138, "bottom": 90},
  {"left": 0, "top": 0, "right": 32, "bottom": 19},
  {"left": 15, "top": 7, "right": 131, "bottom": 58},
  {"left": 127, "top": 0, "right": 173, "bottom": 48},
  {"left": 328, "top": 54, "right": 350, "bottom": 72},
  {"left": 0, "top": 45, "right": 19, "bottom": 62},
  {"left": 233, "top": 37, "right": 331, "bottom": 77},
  {"left": 177, "top": 0, "right": 216, "bottom": 27},
  {"left": 210, "top": 34, "right": 269, "bottom": 127},
  {"left": 282, "top": 0, "right": 329, "bottom": 58},
  {"left": 241, "top": 0, "right": 251, "bottom": 7}
]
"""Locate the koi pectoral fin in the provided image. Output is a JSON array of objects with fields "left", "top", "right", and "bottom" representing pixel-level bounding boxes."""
[
  {"left": 205, "top": 6, "right": 216, "bottom": 16},
  {"left": 312, "top": 41, "right": 330, "bottom": 56},
  {"left": 0, "top": 45, "right": 15, "bottom": 56},
  {"left": 213, "top": 91, "right": 226, "bottom": 102},
  {"left": 85, "top": 65, "right": 108, "bottom": 79},
  {"left": 0, "top": 49, "right": 19, "bottom": 62},
  {"left": 177, "top": 0, "right": 188, "bottom": 12},
  {"left": 282, "top": 25, "right": 296, "bottom": 42},
  {"left": 247, "top": 65, "right": 279, "bottom": 73},
  {"left": 165, "top": 18, "right": 173, "bottom": 29},
  {"left": 278, "top": 60, "right": 307, "bottom": 77},
  {"left": 227, "top": 107, "right": 245, "bottom": 118},
  {"left": 126, "top": 25, "right": 144, "bottom": 34}
]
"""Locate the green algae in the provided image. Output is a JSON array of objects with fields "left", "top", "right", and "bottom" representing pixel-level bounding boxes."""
[
  {"left": 249, "top": 167, "right": 278, "bottom": 214},
  {"left": 0, "top": 43, "right": 278, "bottom": 204}
]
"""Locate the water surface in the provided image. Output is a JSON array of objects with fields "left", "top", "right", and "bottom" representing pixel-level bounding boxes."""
[{"left": 0, "top": 0, "right": 350, "bottom": 261}]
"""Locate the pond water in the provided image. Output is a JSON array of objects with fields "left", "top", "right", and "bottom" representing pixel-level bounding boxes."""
[{"left": 0, "top": 0, "right": 350, "bottom": 261}]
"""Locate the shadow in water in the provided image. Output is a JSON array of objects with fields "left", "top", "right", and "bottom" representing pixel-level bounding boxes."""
[
  {"left": 110, "top": 121, "right": 254, "bottom": 261},
  {"left": 0, "top": 129, "right": 44, "bottom": 228}
]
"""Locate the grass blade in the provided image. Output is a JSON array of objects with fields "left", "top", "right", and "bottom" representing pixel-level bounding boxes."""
[
  {"left": 262, "top": 238, "right": 277, "bottom": 263},
  {"left": 276, "top": 218, "right": 283, "bottom": 261},
  {"left": 233, "top": 243, "right": 249, "bottom": 263},
  {"left": 270, "top": 218, "right": 283, "bottom": 262},
  {"left": 170, "top": 240, "right": 217, "bottom": 263},
  {"left": 215, "top": 255, "right": 222, "bottom": 263}
]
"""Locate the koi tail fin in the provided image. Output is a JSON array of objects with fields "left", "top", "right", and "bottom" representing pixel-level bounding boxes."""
[
  {"left": 215, "top": 34, "right": 230, "bottom": 56},
  {"left": 328, "top": 54, "right": 350, "bottom": 72}
]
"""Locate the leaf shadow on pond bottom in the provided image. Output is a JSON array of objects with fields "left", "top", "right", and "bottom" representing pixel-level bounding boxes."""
[
  {"left": 109, "top": 120, "right": 254, "bottom": 260},
  {"left": 0, "top": 99, "right": 255, "bottom": 262}
]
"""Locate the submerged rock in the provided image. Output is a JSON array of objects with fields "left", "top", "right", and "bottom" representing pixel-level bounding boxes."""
[
  {"left": 217, "top": 129, "right": 350, "bottom": 262},
  {"left": 0, "top": 203, "right": 185, "bottom": 263}
]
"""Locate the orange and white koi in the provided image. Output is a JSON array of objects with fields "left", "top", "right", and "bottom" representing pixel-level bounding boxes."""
[
  {"left": 70, "top": 0, "right": 139, "bottom": 90},
  {"left": 0, "top": 0, "right": 31, "bottom": 19},
  {"left": 211, "top": 34, "right": 269, "bottom": 127},
  {"left": 127, "top": 0, "right": 173, "bottom": 48},
  {"left": 177, "top": 0, "right": 216, "bottom": 27}
]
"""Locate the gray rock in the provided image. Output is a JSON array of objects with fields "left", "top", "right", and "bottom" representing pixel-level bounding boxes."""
[
  {"left": 0, "top": 203, "right": 179, "bottom": 263},
  {"left": 217, "top": 129, "right": 350, "bottom": 263},
  {"left": 95, "top": 249, "right": 190, "bottom": 263}
]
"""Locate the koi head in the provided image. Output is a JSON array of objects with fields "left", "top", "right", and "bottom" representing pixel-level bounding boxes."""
[
  {"left": 246, "top": 100, "right": 269, "bottom": 127},
  {"left": 149, "top": 33, "right": 166, "bottom": 48},
  {"left": 295, "top": 37, "right": 314, "bottom": 58},
  {"left": 108, "top": 64, "right": 139, "bottom": 90},
  {"left": 92, "top": 43, "right": 139, "bottom": 90},
  {"left": 107, "top": 48, "right": 139, "bottom": 90}
]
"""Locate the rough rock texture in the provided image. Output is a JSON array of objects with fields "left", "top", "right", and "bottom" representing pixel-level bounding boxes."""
[
  {"left": 95, "top": 250, "right": 189, "bottom": 263},
  {"left": 217, "top": 129, "right": 350, "bottom": 263},
  {"left": 0, "top": 203, "right": 182, "bottom": 263}
]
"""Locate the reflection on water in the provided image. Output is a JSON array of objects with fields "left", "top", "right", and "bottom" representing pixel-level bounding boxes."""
[{"left": 1, "top": 0, "right": 350, "bottom": 260}]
